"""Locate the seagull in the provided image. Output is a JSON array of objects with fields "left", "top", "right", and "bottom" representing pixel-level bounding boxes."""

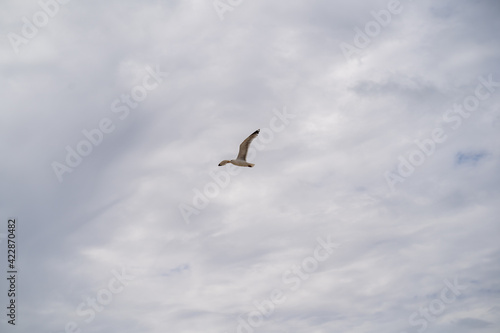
[{"left": 218, "top": 129, "right": 260, "bottom": 167}]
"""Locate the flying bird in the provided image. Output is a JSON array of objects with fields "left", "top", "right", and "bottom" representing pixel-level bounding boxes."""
[{"left": 218, "top": 129, "right": 260, "bottom": 167}]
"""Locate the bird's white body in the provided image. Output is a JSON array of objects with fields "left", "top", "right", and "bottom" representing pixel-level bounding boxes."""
[
  {"left": 219, "top": 159, "right": 255, "bottom": 167},
  {"left": 218, "top": 129, "right": 260, "bottom": 168}
]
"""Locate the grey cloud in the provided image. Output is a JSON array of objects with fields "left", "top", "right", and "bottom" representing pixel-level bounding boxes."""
[{"left": 1, "top": 0, "right": 499, "bottom": 332}]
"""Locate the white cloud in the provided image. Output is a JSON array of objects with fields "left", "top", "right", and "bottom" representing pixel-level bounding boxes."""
[{"left": 1, "top": 0, "right": 499, "bottom": 332}]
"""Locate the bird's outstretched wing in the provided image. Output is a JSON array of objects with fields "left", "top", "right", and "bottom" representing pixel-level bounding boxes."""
[{"left": 236, "top": 129, "right": 260, "bottom": 161}]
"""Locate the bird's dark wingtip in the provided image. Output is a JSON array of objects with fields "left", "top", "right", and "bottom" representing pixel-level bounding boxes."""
[{"left": 254, "top": 129, "right": 260, "bottom": 134}]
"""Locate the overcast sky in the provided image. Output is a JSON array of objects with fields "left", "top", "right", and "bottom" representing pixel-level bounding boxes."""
[{"left": 1, "top": 0, "right": 500, "bottom": 332}]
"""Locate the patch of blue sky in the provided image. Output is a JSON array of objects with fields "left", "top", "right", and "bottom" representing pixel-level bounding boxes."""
[{"left": 456, "top": 151, "right": 488, "bottom": 165}]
